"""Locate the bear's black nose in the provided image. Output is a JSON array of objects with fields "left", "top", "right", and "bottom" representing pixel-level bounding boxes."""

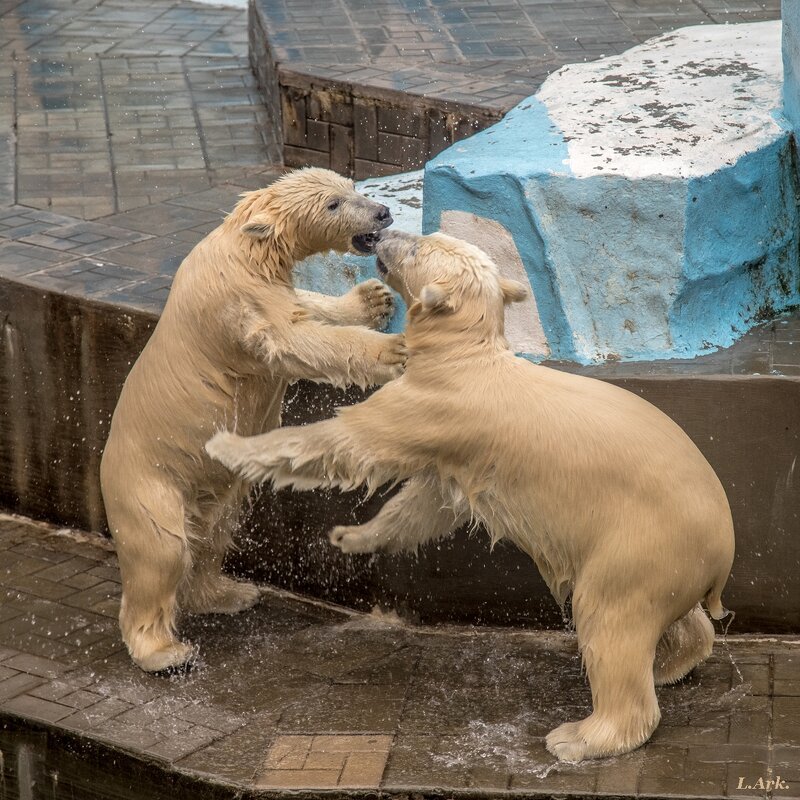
[{"left": 375, "top": 205, "right": 391, "bottom": 222}]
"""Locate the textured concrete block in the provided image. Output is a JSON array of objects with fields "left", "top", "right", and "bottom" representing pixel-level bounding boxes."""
[{"left": 424, "top": 21, "right": 799, "bottom": 363}]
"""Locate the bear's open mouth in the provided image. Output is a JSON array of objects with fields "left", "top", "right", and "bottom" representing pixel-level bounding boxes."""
[
  {"left": 375, "top": 257, "right": 388, "bottom": 276},
  {"left": 352, "top": 231, "right": 382, "bottom": 254}
]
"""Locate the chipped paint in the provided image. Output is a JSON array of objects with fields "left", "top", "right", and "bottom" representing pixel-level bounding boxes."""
[{"left": 539, "top": 23, "right": 783, "bottom": 179}]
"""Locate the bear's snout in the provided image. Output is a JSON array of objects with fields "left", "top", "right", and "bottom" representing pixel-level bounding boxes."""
[{"left": 375, "top": 205, "right": 392, "bottom": 225}]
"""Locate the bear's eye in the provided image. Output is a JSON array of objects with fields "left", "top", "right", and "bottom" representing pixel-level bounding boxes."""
[{"left": 327, "top": 199, "right": 340, "bottom": 211}]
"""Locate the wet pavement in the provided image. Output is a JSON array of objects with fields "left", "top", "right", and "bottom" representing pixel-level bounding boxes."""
[
  {"left": 0, "top": 0, "right": 282, "bottom": 313},
  {"left": 1, "top": 514, "right": 799, "bottom": 798},
  {"left": 255, "top": 0, "right": 781, "bottom": 112},
  {"left": 0, "top": 0, "right": 281, "bottom": 220}
]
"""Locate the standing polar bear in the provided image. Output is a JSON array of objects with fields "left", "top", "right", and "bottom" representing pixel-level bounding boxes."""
[
  {"left": 101, "top": 168, "right": 405, "bottom": 673},
  {"left": 207, "top": 229, "right": 735, "bottom": 762}
]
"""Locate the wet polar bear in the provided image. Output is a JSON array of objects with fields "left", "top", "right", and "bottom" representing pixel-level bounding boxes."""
[
  {"left": 101, "top": 168, "right": 406, "bottom": 673},
  {"left": 206, "top": 229, "right": 735, "bottom": 761}
]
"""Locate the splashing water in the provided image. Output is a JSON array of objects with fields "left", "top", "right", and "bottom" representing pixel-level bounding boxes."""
[
  {"left": 431, "top": 715, "right": 588, "bottom": 777},
  {"left": 720, "top": 610, "right": 745, "bottom": 685}
]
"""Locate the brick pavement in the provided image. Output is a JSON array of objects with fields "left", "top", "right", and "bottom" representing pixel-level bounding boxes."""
[
  {"left": 256, "top": 0, "right": 782, "bottom": 112},
  {"left": 251, "top": 0, "right": 781, "bottom": 176},
  {"left": 1, "top": 0, "right": 280, "bottom": 220},
  {"left": 1, "top": 514, "right": 799, "bottom": 798}
]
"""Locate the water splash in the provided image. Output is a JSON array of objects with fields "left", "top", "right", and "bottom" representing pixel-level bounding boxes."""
[{"left": 720, "top": 610, "right": 745, "bottom": 685}]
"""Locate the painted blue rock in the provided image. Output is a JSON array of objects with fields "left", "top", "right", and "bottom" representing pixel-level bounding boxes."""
[{"left": 424, "top": 21, "right": 798, "bottom": 363}]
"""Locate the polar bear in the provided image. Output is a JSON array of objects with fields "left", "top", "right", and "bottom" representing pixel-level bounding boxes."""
[
  {"left": 100, "top": 168, "right": 406, "bottom": 673},
  {"left": 206, "top": 229, "right": 735, "bottom": 762}
]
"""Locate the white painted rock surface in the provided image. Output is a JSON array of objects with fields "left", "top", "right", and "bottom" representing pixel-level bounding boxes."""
[{"left": 424, "top": 20, "right": 800, "bottom": 363}]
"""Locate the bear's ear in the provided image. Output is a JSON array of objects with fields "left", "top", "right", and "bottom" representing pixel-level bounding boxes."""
[
  {"left": 419, "top": 283, "right": 454, "bottom": 314},
  {"left": 241, "top": 214, "right": 275, "bottom": 239},
  {"left": 499, "top": 277, "right": 528, "bottom": 304}
]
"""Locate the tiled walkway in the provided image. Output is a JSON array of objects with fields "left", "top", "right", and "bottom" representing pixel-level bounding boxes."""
[
  {"left": 1, "top": 0, "right": 280, "bottom": 220},
  {"left": 2, "top": 515, "right": 799, "bottom": 797},
  {"left": 0, "top": 0, "right": 282, "bottom": 310},
  {"left": 255, "top": 0, "right": 781, "bottom": 111}
]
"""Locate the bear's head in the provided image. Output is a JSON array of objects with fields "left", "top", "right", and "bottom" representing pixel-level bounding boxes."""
[
  {"left": 235, "top": 168, "right": 392, "bottom": 258},
  {"left": 375, "top": 230, "right": 528, "bottom": 343}
]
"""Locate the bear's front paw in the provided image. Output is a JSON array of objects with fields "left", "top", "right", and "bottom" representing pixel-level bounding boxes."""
[
  {"left": 135, "top": 640, "right": 196, "bottom": 674},
  {"left": 329, "top": 525, "right": 383, "bottom": 554},
  {"left": 370, "top": 332, "right": 407, "bottom": 384},
  {"left": 350, "top": 279, "right": 394, "bottom": 330}
]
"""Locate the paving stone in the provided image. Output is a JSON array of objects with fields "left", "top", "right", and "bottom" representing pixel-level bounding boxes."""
[
  {"left": 177, "top": 721, "right": 272, "bottom": 783},
  {"left": 60, "top": 697, "right": 134, "bottom": 730},
  {"left": 173, "top": 702, "right": 247, "bottom": 734},
  {"left": 773, "top": 696, "right": 800, "bottom": 744},
  {"left": 33, "top": 556, "right": 100, "bottom": 584},
  {"left": 774, "top": 653, "right": 800, "bottom": 696},
  {"left": 2, "top": 653, "right": 69, "bottom": 679},
  {"left": 61, "top": 581, "right": 120, "bottom": 614},
  {"left": 2, "top": 693, "right": 75, "bottom": 723},
  {"left": 143, "top": 724, "right": 222, "bottom": 762},
  {"left": 92, "top": 718, "right": 163, "bottom": 750},
  {"left": 100, "top": 203, "right": 221, "bottom": 236},
  {"left": 278, "top": 684, "right": 406, "bottom": 732},
  {"left": 0, "top": 240, "right": 71, "bottom": 277},
  {"left": 0, "top": 671, "right": 46, "bottom": 701},
  {"left": 2, "top": 573, "right": 77, "bottom": 602},
  {"left": 61, "top": 572, "right": 105, "bottom": 591}
]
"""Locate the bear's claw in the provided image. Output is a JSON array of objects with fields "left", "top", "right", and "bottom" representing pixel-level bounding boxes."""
[{"left": 352, "top": 278, "right": 395, "bottom": 330}]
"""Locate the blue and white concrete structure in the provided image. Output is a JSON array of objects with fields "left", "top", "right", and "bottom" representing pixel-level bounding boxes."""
[{"left": 424, "top": 20, "right": 800, "bottom": 363}]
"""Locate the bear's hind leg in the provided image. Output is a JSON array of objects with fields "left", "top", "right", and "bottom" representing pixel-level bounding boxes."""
[
  {"left": 330, "top": 471, "right": 467, "bottom": 554},
  {"left": 180, "top": 498, "right": 260, "bottom": 615},
  {"left": 654, "top": 604, "right": 715, "bottom": 686},
  {"left": 110, "top": 494, "right": 194, "bottom": 673},
  {"left": 546, "top": 598, "right": 662, "bottom": 761}
]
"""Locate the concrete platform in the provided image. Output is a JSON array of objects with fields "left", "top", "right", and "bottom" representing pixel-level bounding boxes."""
[
  {"left": 2, "top": 515, "right": 799, "bottom": 799},
  {"left": 248, "top": 0, "right": 780, "bottom": 178}
]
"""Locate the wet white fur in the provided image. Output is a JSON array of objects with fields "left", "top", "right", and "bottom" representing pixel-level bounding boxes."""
[
  {"left": 100, "top": 168, "right": 403, "bottom": 673},
  {"left": 206, "top": 230, "right": 734, "bottom": 760}
]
